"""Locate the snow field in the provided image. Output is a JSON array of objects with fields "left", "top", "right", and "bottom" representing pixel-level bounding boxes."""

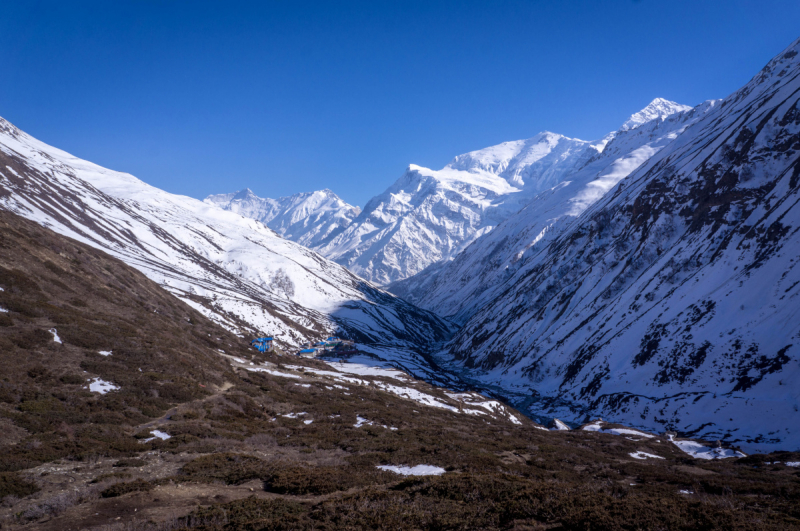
[
  {"left": 88, "top": 378, "right": 119, "bottom": 394},
  {"left": 376, "top": 465, "right": 446, "bottom": 476},
  {"left": 141, "top": 430, "right": 172, "bottom": 443},
  {"left": 629, "top": 452, "right": 665, "bottom": 460}
]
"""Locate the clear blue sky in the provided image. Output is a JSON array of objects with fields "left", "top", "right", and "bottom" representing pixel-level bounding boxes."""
[{"left": 2, "top": 1, "right": 798, "bottom": 207}]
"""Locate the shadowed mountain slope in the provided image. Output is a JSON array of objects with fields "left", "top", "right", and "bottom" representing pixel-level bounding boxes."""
[{"left": 440, "top": 37, "right": 800, "bottom": 452}]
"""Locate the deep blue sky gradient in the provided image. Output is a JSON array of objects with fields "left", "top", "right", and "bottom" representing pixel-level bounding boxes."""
[{"left": 2, "top": 0, "right": 799, "bottom": 207}]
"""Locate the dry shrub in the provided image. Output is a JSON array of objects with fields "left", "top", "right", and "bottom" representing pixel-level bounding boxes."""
[
  {"left": 0, "top": 472, "right": 38, "bottom": 499},
  {"left": 100, "top": 479, "right": 154, "bottom": 498},
  {"left": 179, "top": 453, "right": 273, "bottom": 485}
]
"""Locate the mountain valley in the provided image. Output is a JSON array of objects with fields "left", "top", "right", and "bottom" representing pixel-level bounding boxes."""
[{"left": 0, "top": 24, "right": 799, "bottom": 531}]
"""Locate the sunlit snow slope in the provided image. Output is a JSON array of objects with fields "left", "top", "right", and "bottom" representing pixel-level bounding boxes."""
[
  {"left": 0, "top": 119, "right": 452, "bottom": 351},
  {"left": 442, "top": 38, "right": 800, "bottom": 451}
]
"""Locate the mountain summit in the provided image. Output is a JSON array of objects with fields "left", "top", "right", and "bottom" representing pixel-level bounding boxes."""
[{"left": 620, "top": 98, "right": 693, "bottom": 131}]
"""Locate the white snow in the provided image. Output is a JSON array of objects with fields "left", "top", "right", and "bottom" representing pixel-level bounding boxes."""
[
  {"left": 0, "top": 307, "right": 7, "bottom": 313},
  {"left": 88, "top": 378, "right": 119, "bottom": 394},
  {"left": 323, "top": 359, "right": 408, "bottom": 381},
  {"left": 354, "top": 416, "right": 372, "bottom": 428},
  {"left": 353, "top": 416, "right": 396, "bottom": 430},
  {"left": 629, "top": 451, "right": 665, "bottom": 460},
  {"left": 206, "top": 188, "right": 360, "bottom": 248},
  {"left": 582, "top": 422, "right": 654, "bottom": 439},
  {"left": 377, "top": 465, "right": 446, "bottom": 476},
  {"left": 786, "top": 462, "right": 800, "bottom": 467},
  {"left": 303, "top": 419, "right": 313, "bottom": 425},
  {"left": 98, "top": 350, "right": 112, "bottom": 356},
  {"left": 245, "top": 367, "right": 301, "bottom": 379},
  {"left": 668, "top": 435, "right": 746, "bottom": 460},
  {"left": 620, "top": 98, "right": 693, "bottom": 131},
  {"left": 142, "top": 430, "right": 172, "bottom": 442},
  {"left": 49, "top": 328, "right": 61, "bottom": 344},
  {"left": 551, "top": 419, "right": 571, "bottom": 431}
]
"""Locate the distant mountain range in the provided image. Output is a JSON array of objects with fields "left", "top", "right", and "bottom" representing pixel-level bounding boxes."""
[
  {"left": 203, "top": 38, "right": 800, "bottom": 451},
  {"left": 389, "top": 98, "right": 708, "bottom": 322},
  {"left": 209, "top": 100, "right": 691, "bottom": 286}
]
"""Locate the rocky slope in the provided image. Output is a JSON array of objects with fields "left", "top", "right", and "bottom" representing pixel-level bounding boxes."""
[
  {"left": 0, "top": 118, "right": 452, "bottom": 354},
  {"left": 205, "top": 188, "right": 360, "bottom": 248},
  {"left": 440, "top": 37, "right": 800, "bottom": 452},
  {"left": 389, "top": 99, "right": 703, "bottom": 323}
]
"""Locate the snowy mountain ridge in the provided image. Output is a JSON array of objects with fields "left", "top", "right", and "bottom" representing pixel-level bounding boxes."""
[
  {"left": 620, "top": 97, "right": 693, "bottom": 131},
  {"left": 0, "top": 117, "right": 452, "bottom": 364}
]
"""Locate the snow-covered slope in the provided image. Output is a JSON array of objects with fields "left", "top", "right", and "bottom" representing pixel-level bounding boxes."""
[
  {"left": 439, "top": 38, "right": 800, "bottom": 451},
  {"left": 205, "top": 188, "right": 360, "bottom": 248},
  {"left": 390, "top": 98, "right": 702, "bottom": 323},
  {"left": 0, "top": 118, "right": 453, "bottom": 355},
  {"left": 314, "top": 132, "right": 604, "bottom": 285}
]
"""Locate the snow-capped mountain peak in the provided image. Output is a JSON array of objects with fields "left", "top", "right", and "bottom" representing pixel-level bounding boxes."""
[
  {"left": 620, "top": 97, "right": 693, "bottom": 131},
  {"left": 205, "top": 188, "right": 360, "bottom": 247},
  {"left": 389, "top": 96, "right": 700, "bottom": 321},
  {"left": 444, "top": 131, "right": 593, "bottom": 188}
]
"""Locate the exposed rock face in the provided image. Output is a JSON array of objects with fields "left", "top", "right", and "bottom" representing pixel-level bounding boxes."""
[{"left": 438, "top": 38, "right": 800, "bottom": 451}]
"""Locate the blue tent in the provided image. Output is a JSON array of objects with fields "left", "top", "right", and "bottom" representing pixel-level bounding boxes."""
[
  {"left": 251, "top": 337, "right": 273, "bottom": 353},
  {"left": 299, "top": 348, "right": 316, "bottom": 354}
]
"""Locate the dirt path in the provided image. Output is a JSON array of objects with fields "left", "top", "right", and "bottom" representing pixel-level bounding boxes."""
[{"left": 137, "top": 381, "right": 235, "bottom": 432}]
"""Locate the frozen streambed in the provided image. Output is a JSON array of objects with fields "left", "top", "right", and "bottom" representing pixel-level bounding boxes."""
[{"left": 581, "top": 421, "right": 747, "bottom": 460}]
